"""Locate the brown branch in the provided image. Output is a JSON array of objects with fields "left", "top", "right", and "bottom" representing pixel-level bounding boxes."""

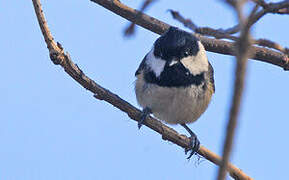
[
  {"left": 31, "top": 0, "right": 253, "bottom": 179},
  {"left": 90, "top": 0, "right": 289, "bottom": 70},
  {"left": 217, "top": 1, "right": 253, "bottom": 179},
  {"left": 255, "top": 38, "right": 289, "bottom": 55}
]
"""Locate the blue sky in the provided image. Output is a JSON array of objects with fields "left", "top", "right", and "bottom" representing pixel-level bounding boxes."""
[{"left": 1, "top": 0, "right": 288, "bottom": 179}]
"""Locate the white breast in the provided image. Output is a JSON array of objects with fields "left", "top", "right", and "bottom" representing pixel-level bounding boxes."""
[{"left": 135, "top": 74, "right": 213, "bottom": 124}]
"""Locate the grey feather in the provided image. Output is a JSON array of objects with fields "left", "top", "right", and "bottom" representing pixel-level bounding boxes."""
[
  {"left": 208, "top": 61, "right": 215, "bottom": 92},
  {"left": 135, "top": 55, "right": 147, "bottom": 76}
]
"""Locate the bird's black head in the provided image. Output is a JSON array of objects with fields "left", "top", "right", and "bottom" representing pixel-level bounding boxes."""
[
  {"left": 141, "top": 26, "right": 209, "bottom": 88},
  {"left": 153, "top": 27, "right": 200, "bottom": 61}
]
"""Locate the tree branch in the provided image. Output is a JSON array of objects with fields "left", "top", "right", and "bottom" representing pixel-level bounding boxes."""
[
  {"left": 32, "top": 0, "right": 252, "bottom": 179},
  {"left": 217, "top": 1, "right": 254, "bottom": 179},
  {"left": 124, "top": 0, "right": 157, "bottom": 36},
  {"left": 169, "top": 9, "right": 238, "bottom": 41},
  {"left": 252, "top": 0, "right": 289, "bottom": 14},
  {"left": 169, "top": 9, "right": 289, "bottom": 57},
  {"left": 90, "top": 0, "right": 289, "bottom": 70}
]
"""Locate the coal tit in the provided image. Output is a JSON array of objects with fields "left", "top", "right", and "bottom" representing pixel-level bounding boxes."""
[{"left": 134, "top": 27, "right": 215, "bottom": 158}]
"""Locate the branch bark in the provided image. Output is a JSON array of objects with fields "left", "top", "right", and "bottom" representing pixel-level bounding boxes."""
[
  {"left": 90, "top": 0, "right": 289, "bottom": 70},
  {"left": 32, "top": 0, "right": 253, "bottom": 179}
]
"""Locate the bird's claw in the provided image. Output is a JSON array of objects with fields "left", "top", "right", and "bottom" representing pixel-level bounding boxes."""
[
  {"left": 138, "top": 107, "right": 151, "bottom": 129},
  {"left": 181, "top": 124, "right": 200, "bottom": 159},
  {"left": 185, "top": 135, "right": 200, "bottom": 159},
  {"left": 138, "top": 114, "right": 146, "bottom": 129}
]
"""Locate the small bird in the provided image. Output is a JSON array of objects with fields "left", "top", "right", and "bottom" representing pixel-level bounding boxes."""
[{"left": 134, "top": 26, "right": 215, "bottom": 158}]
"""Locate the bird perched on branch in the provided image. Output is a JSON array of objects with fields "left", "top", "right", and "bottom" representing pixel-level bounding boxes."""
[{"left": 134, "top": 26, "right": 215, "bottom": 158}]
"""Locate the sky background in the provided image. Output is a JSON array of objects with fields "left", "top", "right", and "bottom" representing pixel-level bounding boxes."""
[{"left": 1, "top": 0, "right": 289, "bottom": 179}]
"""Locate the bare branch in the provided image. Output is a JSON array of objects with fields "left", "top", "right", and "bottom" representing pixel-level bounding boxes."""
[
  {"left": 31, "top": 0, "right": 253, "bottom": 179},
  {"left": 217, "top": 1, "right": 253, "bottom": 179},
  {"left": 252, "top": 0, "right": 289, "bottom": 14},
  {"left": 218, "top": 24, "right": 241, "bottom": 34},
  {"left": 90, "top": 0, "right": 289, "bottom": 70},
  {"left": 251, "top": 0, "right": 267, "bottom": 8},
  {"left": 124, "top": 0, "right": 157, "bottom": 36},
  {"left": 169, "top": 10, "right": 238, "bottom": 41},
  {"left": 255, "top": 38, "right": 289, "bottom": 55},
  {"left": 203, "top": 0, "right": 289, "bottom": 34},
  {"left": 169, "top": 9, "right": 289, "bottom": 57}
]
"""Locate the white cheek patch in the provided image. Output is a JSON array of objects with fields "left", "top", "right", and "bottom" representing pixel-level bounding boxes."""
[
  {"left": 181, "top": 41, "right": 208, "bottom": 75},
  {"left": 145, "top": 48, "right": 166, "bottom": 77}
]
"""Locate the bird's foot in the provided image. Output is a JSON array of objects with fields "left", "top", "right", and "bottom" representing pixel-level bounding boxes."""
[
  {"left": 185, "top": 134, "right": 200, "bottom": 159},
  {"left": 181, "top": 124, "right": 200, "bottom": 159},
  {"left": 138, "top": 107, "right": 151, "bottom": 129}
]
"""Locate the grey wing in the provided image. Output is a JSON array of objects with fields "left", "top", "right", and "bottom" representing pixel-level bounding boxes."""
[
  {"left": 208, "top": 61, "right": 215, "bottom": 92},
  {"left": 135, "top": 55, "right": 147, "bottom": 76}
]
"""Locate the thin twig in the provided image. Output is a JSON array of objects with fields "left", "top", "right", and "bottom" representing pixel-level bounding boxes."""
[
  {"left": 218, "top": 24, "right": 240, "bottom": 34},
  {"left": 251, "top": 0, "right": 267, "bottom": 8},
  {"left": 217, "top": 0, "right": 253, "bottom": 179},
  {"left": 169, "top": 9, "right": 238, "bottom": 41},
  {"left": 169, "top": 9, "right": 289, "bottom": 56},
  {"left": 252, "top": 0, "right": 289, "bottom": 14},
  {"left": 124, "top": 0, "right": 157, "bottom": 36},
  {"left": 90, "top": 0, "right": 289, "bottom": 70},
  {"left": 210, "top": 0, "right": 289, "bottom": 34},
  {"left": 31, "top": 0, "right": 253, "bottom": 179},
  {"left": 254, "top": 38, "right": 289, "bottom": 55}
]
